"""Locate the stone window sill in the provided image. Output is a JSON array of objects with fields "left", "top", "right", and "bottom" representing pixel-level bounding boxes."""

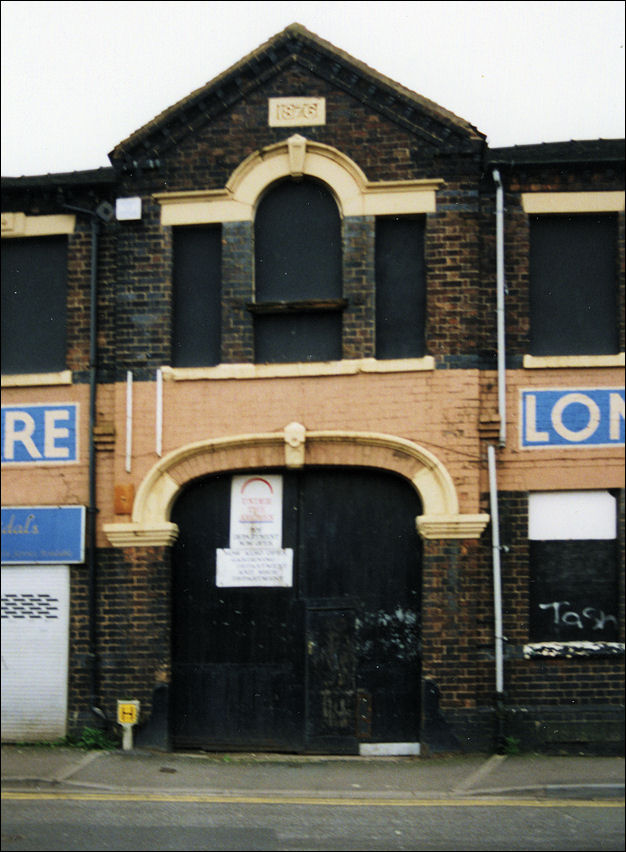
[
  {"left": 1, "top": 370, "right": 73, "bottom": 388},
  {"left": 523, "top": 353, "right": 624, "bottom": 369},
  {"left": 161, "top": 357, "right": 435, "bottom": 381}
]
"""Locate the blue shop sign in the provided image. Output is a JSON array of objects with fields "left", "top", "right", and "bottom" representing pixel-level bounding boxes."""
[
  {"left": 521, "top": 388, "right": 625, "bottom": 448},
  {"left": 1, "top": 404, "right": 78, "bottom": 464},
  {"left": 1, "top": 506, "right": 86, "bottom": 564}
]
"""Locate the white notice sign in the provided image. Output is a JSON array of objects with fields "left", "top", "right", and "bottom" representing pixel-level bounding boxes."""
[
  {"left": 216, "top": 474, "right": 292, "bottom": 587},
  {"left": 216, "top": 548, "right": 293, "bottom": 588},
  {"left": 230, "top": 475, "right": 283, "bottom": 549}
]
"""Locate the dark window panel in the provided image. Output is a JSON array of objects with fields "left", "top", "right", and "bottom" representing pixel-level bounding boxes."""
[
  {"left": 529, "top": 540, "right": 619, "bottom": 642},
  {"left": 529, "top": 214, "right": 618, "bottom": 356},
  {"left": 253, "top": 178, "right": 342, "bottom": 363},
  {"left": 254, "top": 313, "right": 342, "bottom": 363},
  {"left": 1, "top": 236, "right": 68, "bottom": 374},
  {"left": 172, "top": 226, "right": 222, "bottom": 367},
  {"left": 375, "top": 216, "right": 426, "bottom": 359},
  {"left": 255, "top": 178, "right": 342, "bottom": 303}
]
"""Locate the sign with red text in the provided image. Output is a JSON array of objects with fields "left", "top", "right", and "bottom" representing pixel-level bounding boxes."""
[
  {"left": 216, "top": 475, "right": 293, "bottom": 587},
  {"left": 230, "top": 475, "right": 283, "bottom": 549}
]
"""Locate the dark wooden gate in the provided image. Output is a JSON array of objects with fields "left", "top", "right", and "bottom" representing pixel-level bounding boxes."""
[
  {"left": 171, "top": 468, "right": 422, "bottom": 752},
  {"left": 305, "top": 602, "right": 358, "bottom": 754}
]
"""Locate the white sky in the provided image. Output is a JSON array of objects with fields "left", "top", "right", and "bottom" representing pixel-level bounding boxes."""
[{"left": 1, "top": 0, "right": 624, "bottom": 176}]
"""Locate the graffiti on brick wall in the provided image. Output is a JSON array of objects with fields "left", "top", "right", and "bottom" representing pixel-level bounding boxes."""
[
  {"left": 529, "top": 540, "right": 619, "bottom": 642},
  {"left": 538, "top": 601, "right": 618, "bottom": 632}
]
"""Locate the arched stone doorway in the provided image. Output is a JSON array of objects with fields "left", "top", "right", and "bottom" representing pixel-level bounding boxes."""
[{"left": 104, "top": 427, "right": 489, "bottom": 752}]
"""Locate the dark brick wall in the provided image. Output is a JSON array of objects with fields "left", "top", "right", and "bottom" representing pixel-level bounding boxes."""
[
  {"left": 68, "top": 564, "right": 91, "bottom": 732},
  {"left": 5, "top": 57, "right": 623, "bottom": 753},
  {"left": 68, "top": 547, "right": 171, "bottom": 735},
  {"left": 103, "top": 195, "right": 491, "bottom": 374},
  {"left": 49, "top": 70, "right": 626, "bottom": 378},
  {"left": 111, "top": 203, "right": 173, "bottom": 379},
  {"left": 127, "top": 66, "right": 461, "bottom": 196},
  {"left": 426, "top": 177, "right": 484, "bottom": 365},
  {"left": 4, "top": 79, "right": 622, "bottom": 378},
  {"left": 70, "top": 495, "right": 624, "bottom": 751},
  {"left": 342, "top": 216, "right": 376, "bottom": 359},
  {"left": 98, "top": 64, "right": 489, "bottom": 374},
  {"left": 496, "top": 490, "right": 624, "bottom": 753},
  {"left": 421, "top": 538, "right": 495, "bottom": 712},
  {"left": 221, "top": 221, "right": 254, "bottom": 364},
  {"left": 418, "top": 491, "right": 625, "bottom": 753},
  {"left": 496, "top": 490, "right": 625, "bottom": 651},
  {"left": 65, "top": 222, "right": 92, "bottom": 377}
]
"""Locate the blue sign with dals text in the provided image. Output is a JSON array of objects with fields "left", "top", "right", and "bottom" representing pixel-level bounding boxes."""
[{"left": 1, "top": 506, "right": 86, "bottom": 564}]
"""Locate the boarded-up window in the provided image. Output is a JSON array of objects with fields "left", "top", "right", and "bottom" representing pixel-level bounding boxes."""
[
  {"left": 529, "top": 214, "right": 618, "bottom": 356},
  {"left": 528, "top": 491, "right": 619, "bottom": 642},
  {"left": 375, "top": 216, "right": 426, "bottom": 359},
  {"left": 1, "top": 236, "right": 68, "bottom": 374},
  {"left": 172, "top": 226, "right": 222, "bottom": 367},
  {"left": 253, "top": 178, "right": 343, "bottom": 363}
]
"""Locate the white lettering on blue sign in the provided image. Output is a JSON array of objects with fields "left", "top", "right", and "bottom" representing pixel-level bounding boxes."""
[
  {"left": 521, "top": 389, "right": 624, "bottom": 448},
  {"left": 1, "top": 506, "right": 85, "bottom": 563},
  {"left": 1, "top": 404, "right": 79, "bottom": 464}
]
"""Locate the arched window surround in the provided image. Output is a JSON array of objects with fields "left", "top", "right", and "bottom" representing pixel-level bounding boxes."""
[{"left": 154, "top": 136, "right": 442, "bottom": 226}]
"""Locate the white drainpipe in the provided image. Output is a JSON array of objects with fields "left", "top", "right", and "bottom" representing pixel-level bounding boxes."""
[
  {"left": 125, "top": 370, "right": 133, "bottom": 473},
  {"left": 492, "top": 168, "right": 507, "bottom": 447},
  {"left": 490, "top": 169, "right": 507, "bottom": 749},
  {"left": 488, "top": 445, "right": 504, "bottom": 697}
]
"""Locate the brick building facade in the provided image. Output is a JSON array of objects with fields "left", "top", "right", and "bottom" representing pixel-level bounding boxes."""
[{"left": 2, "top": 25, "right": 624, "bottom": 754}]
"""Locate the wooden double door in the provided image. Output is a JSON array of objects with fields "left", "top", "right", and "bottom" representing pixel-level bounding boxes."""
[{"left": 171, "top": 467, "right": 422, "bottom": 753}]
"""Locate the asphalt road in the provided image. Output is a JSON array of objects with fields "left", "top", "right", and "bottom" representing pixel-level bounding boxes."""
[{"left": 2, "top": 793, "right": 624, "bottom": 851}]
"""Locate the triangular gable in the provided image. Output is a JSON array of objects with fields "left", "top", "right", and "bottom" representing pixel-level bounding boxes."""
[{"left": 109, "top": 23, "right": 484, "bottom": 171}]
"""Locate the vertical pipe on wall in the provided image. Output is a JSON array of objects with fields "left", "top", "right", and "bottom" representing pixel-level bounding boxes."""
[
  {"left": 488, "top": 445, "right": 504, "bottom": 695},
  {"left": 63, "top": 200, "right": 113, "bottom": 727},
  {"left": 87, "top": 216, "right": 101, "bottom": 720},
  {"left": 492, "top": 169, "right": 507, "bottom": 448},
  {"left": 490, "top": 170, "right": 507, "bottom": 750},
  {"left": 155, "top": 368, "right": 163, "bottom": 457},
  {"left": 488, "top": 444, "right": 506, "bottom": 751},
  {"left": 125, "top": 371, "right": 133, "bottom": 473}
]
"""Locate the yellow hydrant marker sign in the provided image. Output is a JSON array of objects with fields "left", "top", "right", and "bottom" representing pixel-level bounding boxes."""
[
  {"left": 117, "top": 700, "right": 139, "bottom": 727},
  {"left": 117, "top": 700, "right": 140, "bottom": 751}
]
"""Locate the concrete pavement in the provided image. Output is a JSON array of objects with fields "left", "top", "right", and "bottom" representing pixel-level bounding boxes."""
[{"left": 2, "top": 746, "right": 624, "bottom": 801}]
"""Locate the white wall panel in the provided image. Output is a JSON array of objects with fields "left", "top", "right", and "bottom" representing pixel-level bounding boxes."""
[{"left": 528, "top": 491, "right": 617, "bottom": 540}]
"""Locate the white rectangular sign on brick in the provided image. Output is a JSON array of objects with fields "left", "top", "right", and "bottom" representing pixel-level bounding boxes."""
[
  {"left": 230, "top": 474, "right": 283, "bottom": 549},
  {"left": 216, "top": 547, "right": 293, "bottom": 588},
  {"left": 216, "top": 474, "right": 293, "bottom": 587}
]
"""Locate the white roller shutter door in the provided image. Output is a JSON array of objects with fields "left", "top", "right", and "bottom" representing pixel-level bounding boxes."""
[{"left": 1, "top": 565, "right": 70, "bottom": 741}]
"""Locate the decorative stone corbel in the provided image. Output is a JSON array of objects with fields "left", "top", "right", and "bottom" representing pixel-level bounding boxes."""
[
  {"left": 287, "top": 134, "right": 307, "bottom": 177},
  {"left": 284, "top": 422, "right": 306, "bottom": 468},
  {"left": 416, "top": 513, "right": 490, "bottom": 540},
  {"left": 103, "top": 521, "right": 179, "bottom": 548}
]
